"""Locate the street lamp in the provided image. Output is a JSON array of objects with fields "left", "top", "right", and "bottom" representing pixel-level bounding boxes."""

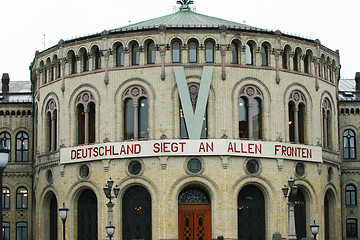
[
  {"left": 310, "top": 220, "right": 319, "bottom": 240},
  {"left": 59, "top": 202, "right": 69, "bottom": 240},
  {"left": 282, "top": 177, "right": 298, "bottom": 240},
  {"left": 106, "top": 222, "right": 115, "bottom": 240},
  {"left": 103, "top": 178, "right": 120, "bottom": 239},
  {"left": 0, "top": 145, "right": 9, "bottom": 240}
]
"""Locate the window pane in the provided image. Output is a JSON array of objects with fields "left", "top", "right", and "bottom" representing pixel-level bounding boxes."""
[
  {"left": 261, "top": 46, "right": 267, "bottom": 66},
  {"left": 252, "top": 98, "right": 261, "bottom": 140},
  {"left": 172, "top": 41, "right": 180, "bottom": 63},
  {"left": 239, "top": 98, "right": 248, "bottom": 138},
  {"left": 231, "top": 43, "right": 238, "bottom": 64},
  {"left": 138, "top": 98, "right": 149, "bottom": 139},
  {"left": 205, "top": 41, "right": 214, "bottom": 63},
  {"left": 116, "top": 45, "right": 124, "bottom": 66},
  {"left": 245, "top": 44, "right": 253, "bottom": 65},
  {"left": 132, "top": 44, "right": 140, "bottom": 65},
  {"left": 3, "top": 222, "right": 10, "bottom": 240},
  {"left": 125, "top": 99, "right": 134, "bottom": 140},
  {"left": 147, "top": 43, "right": 155, "bottom": 64},
  {"left": 189, "top": 41, "right": 197, "bottom": 63}
]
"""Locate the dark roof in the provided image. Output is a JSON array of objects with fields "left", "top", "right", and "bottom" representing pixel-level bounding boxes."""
[
  {"left": 110, "top": 9, "right": 267, "bottom": 33},
  {"left": 0, "top": 81, "right": 32, "bottom": 103},
  {"left": 338, "top": 79, "right": 360, "bottom": 102}
]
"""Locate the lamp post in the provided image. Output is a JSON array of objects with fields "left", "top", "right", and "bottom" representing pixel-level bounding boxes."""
[
  {"left": 282, "top": 177, "right": 298, "bottom": 240},
  {"left": 106, "top": 222, "right": 115, "bottom": 240},
  {"left": 103, "top": 178, "right": 120, "bottom": 239},
  {"left": 59, "top": 202, "right": 69, "bottom": 240},
  {"left": 0, "top": 146, "right": 10, "bottom": 240},
  {"left": 310, "top": 220, "right": 319, "bottom": 240}
]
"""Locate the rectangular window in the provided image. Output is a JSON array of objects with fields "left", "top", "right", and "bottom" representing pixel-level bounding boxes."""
[{"left": 16, "top": 222, "right": 27, "bottom": 240}]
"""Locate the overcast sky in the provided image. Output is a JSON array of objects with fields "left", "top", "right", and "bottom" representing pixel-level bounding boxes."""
[{"left": 0, "top": 0, "right": 359, "bottom": 81}]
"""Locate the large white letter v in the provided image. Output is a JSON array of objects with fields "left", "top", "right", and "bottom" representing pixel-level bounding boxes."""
[{"left": 173, "top": 66, "right": 213, "bottom": 139}]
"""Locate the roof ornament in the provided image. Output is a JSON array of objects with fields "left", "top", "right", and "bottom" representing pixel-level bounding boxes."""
[{"left": 176, "top": 0, "right": 193, "bottom": 11}]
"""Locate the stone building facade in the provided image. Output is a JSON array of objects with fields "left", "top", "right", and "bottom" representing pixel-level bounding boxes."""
[{"left": 2, "top": 1, "right": 357, "bottom": 240}]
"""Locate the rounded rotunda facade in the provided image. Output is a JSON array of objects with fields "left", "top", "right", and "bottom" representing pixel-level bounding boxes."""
[{"left": 31, "top": 2, "right": 341, "bottom": 240}]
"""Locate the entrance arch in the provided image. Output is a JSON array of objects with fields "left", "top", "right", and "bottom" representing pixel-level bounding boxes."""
[
  {"left": 295, "top": 189, "right": 306, "bottom": 240},
  {"left": 324, "top": 189, "right": 336, "bottom": 240},
  {"left": 49, "top": 195, "right": 58, "bottom": 240},
  {"left": 122, "top": 185, "right": 152, "bottom": 240},
  {"left": 77, "top": 189, "right": 97, "bottom": 240},
  {"left": 178, "top": 188, "right": 211, "bottom": 240},
  {"left": 238, "top": 185, "right": 265, "bottom": 240}
]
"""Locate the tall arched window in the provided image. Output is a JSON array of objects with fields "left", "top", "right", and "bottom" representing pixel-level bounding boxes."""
[
  {"left": 147, "top": 41, "right": 155, "bottom": 64},
  {"left": 304, "top": 50, "right": 312, "bottom": 74},
  {"left": 293, "top": 48, "right": 302, "bottom": 72},
  {"left": 188, "top": 40, "right": 198, "bottom": 63},
  {"left": 238, "top": 185, "right": 265, "bottom": 240},
  {"left": 46, "top": 100, "right": 57, "bottom": 152},
  {"left": 123, "top": 86, "right": 149, "bottom": 140},
  {"left": 16, "top": 187, "right": 28, "bottom": 209},
  {"left": 16, "top": 222, "right": 27, "bottom": 240},
  {"left": 77, "top": 189, "right": 97, "bottom": 240},
  {"left": 16, "top": 132, "right": 28, "bottom": 162},
  {"left": 2, "top": 187, "right": 10, "bottom": 209},
  {"left": 172, "top": 40, "right": 181, "bottom": 63},
  {"left": 76, "top": 92, "right": 96, "bottom": 145},
  {"left": 346, "top": 184, "right": 357, "bottom": 206},
  {"left": 245, "top": 43, "right": 254, "bottom": 65},
  {"left": 131, "top": 42, "right": 140, "bottom": 65},
  {"left": 288, "top": 91, "right": 306, "bottom": 143},
  {"left": 260, "top": 44, "right": 269, "bottom": 66},
  {"left": 80, "top": 48, "right": 89, "bottom": 72},
  {"left": 322, "top": 99, "right": 332, "bottom": 149},
  {"left": 122, "top": 186, "right": 152, "bottom": 240},
  {"left": 205, "top": 40, "right": 214, "bottom": 63},
  {"left": 68, "top": 50, "right": 77, "bottom": 74},
  {"left": 231, "top": 41, "right": 239, "bottom": 64},
  {"left": 282, "top": 45, "right": 291, "bottom": 69},
  {"left": 92, "top": 46, "right": 101, "bottom": 70},
  {"left": 343, "top": 129, "right": 356, "bottom": 159},
  {"left": 180, "top": 83, "right": 207, "bottom": 139},
  {"left": 238, "top": 86, "right": 263, "bottom": 140},
  {"left": 346, "top": 219, "right": 358, "bottom": 238},
  {"left": 115, "top": 43, "right": 124, "bottom": 66},
  {"left": 0, "top": 132, "right": 10, "bottom": 161}
]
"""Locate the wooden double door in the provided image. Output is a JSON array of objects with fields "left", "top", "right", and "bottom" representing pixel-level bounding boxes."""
[{"left": 178, "top": 203, "right": 211, "bottom": 240}]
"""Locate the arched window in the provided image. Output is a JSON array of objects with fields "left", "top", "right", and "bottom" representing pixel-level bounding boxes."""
[
  {"left": 293, "top": 48, "right": 302, "bottom": 72},
  {"left": 245, "top": 43, "right": 254, "bottom": 65},
  {"left": 2, "top": 187, "right": 10, "bottom": 209},
  {"left": 0, "top": 132, "right": 11, "bottom": 161},
  {"left": 282, "top": 45, "right": 291, "bottom": 69},
  {"left": 260, "top": 44, "right": 269, "bottom": 66},
  {"left": 231, "top": 41, "right": 239, "bottom": 64},
  {"left": 239, "top": 86, "right": 263, "bottom": 140},
  {"left": 76, "top": 92, "right": 96, "bottom": 145},
  {"left": 147, "top": 41, "right": 155, "bottom": 64},
  {"left": 343, "top": 129, "right": 356, "bottom": 159},
  {"left": 68, "top": 51, "right": 77, "bottom": 74},
  {"left": 92, "top": 46, "right": 101, "bottom": 70},
  {"left": 123, "top": 86, "right": 149, "bottom": 140},
  {"left": 80, "top": 48, "right": 89, "bottom": 72},
  {"left": 49, "top": 195, "right": 58, "bottom": 240},
  {"left": 322, "top": 99, "right": 332, "bottom": 149},
  {"left": 122, "top": 186, "right": 152, "bottom": 240},
  {"left": 172, "top": 40, "right": 181, "bottom": 63},
  {"left": 205, "top": 40, "right": 214, "bottom": 63},
  {"left": 116, "top": 44, "right": 124, "bottom": 66},
  {"left": 46, "top": 100, "right": 57, "bottom": 152},
  {"left": 347, "top": 219, "right": 358, "bottom": 238},
  {"left": 16, "top": 222, "right": 27, "bottom": 240},
  {"left": 46, "top": 58, "right": 52, "bottom": 82},
  {"left": 346, "top": 184, "right": 357, "bottom": 206},
  {"left": 288, "top": 91, "right": 306, "bottom": 143},
  {"left": 3, "top": 222, "right": 10, "bottom": 240},
  {"left": 188, "top": 40, "right": 198, "bottom": 63},
  {"left": 78, "top": 189, "right": 97, "bottom": 240},
  {"left": 16, "top": 187, "right": 28, "bottom": 209},
  {"left": 16, "top": 132, "right": 28, "bottom": 162},
  {"left": 304, "top": 50, "right": 312, "bottom": 74},
  {"left": 238, "top": 185, "right": 265, "bottom": 240},
  {"left": 131, "top": 42, "right": 140, "bottom": 65},
  {"left": 180, "top": 83, "right": 207, "bottom": 139},
  {"left": 295, "top": 190, "right": 306, "bottom": 240}
]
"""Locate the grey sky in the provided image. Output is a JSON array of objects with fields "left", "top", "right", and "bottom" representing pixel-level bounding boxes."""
[{"left": 0, "top": 0, "right": 359, "bottom": 81}]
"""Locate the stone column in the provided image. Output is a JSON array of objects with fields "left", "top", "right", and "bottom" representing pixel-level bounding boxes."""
[
  {"left": 275, "top": 50, "right": 281, "bottom": 84},
  {"left": 248, "top": 103, "right": 253, "bottom": 139},
  {"left": 104, "top": 50, "right": 110, "bottom": 85},
  {"left": 106, "top": 202, "right": 115, "bottom": 240},
  {"left": 60, "top": 58, "right": 66, "bottom": 92},
  {"left": 294, "top": 107, "right": 299, "bottom": 143},
  {"left": 288, "top": 201, "right": 297, "bottom": 240},
  {"left": 159, "top": 45, "right": 166, "bottom": 80},
  {"left": 220, "top": 45, "right": 227, "bottom": 80},
  {"left": 314, "top": 58, "right": 319, "bottom": 91}
]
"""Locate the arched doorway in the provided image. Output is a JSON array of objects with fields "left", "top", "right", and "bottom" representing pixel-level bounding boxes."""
[
  {"left": 178, "top": 188, "right": 211, "bottom": 240},
  {"left": 49, "top": 195, "right": 58, "bottom": 240},
  {"left": 295, "top": 189, "right": 306, "bottom": 240},
  {"left": 122, "top": 186, "right": 152, "bottom": 240},
  {"left": 77, "top": 189, "right": 97, "bottom": 240},
  {"left": 238, "top": 185, "right": 265, "bottom": 240},
  {"left": 324, "top": 190, "right": 336, "bottom": 240}
]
